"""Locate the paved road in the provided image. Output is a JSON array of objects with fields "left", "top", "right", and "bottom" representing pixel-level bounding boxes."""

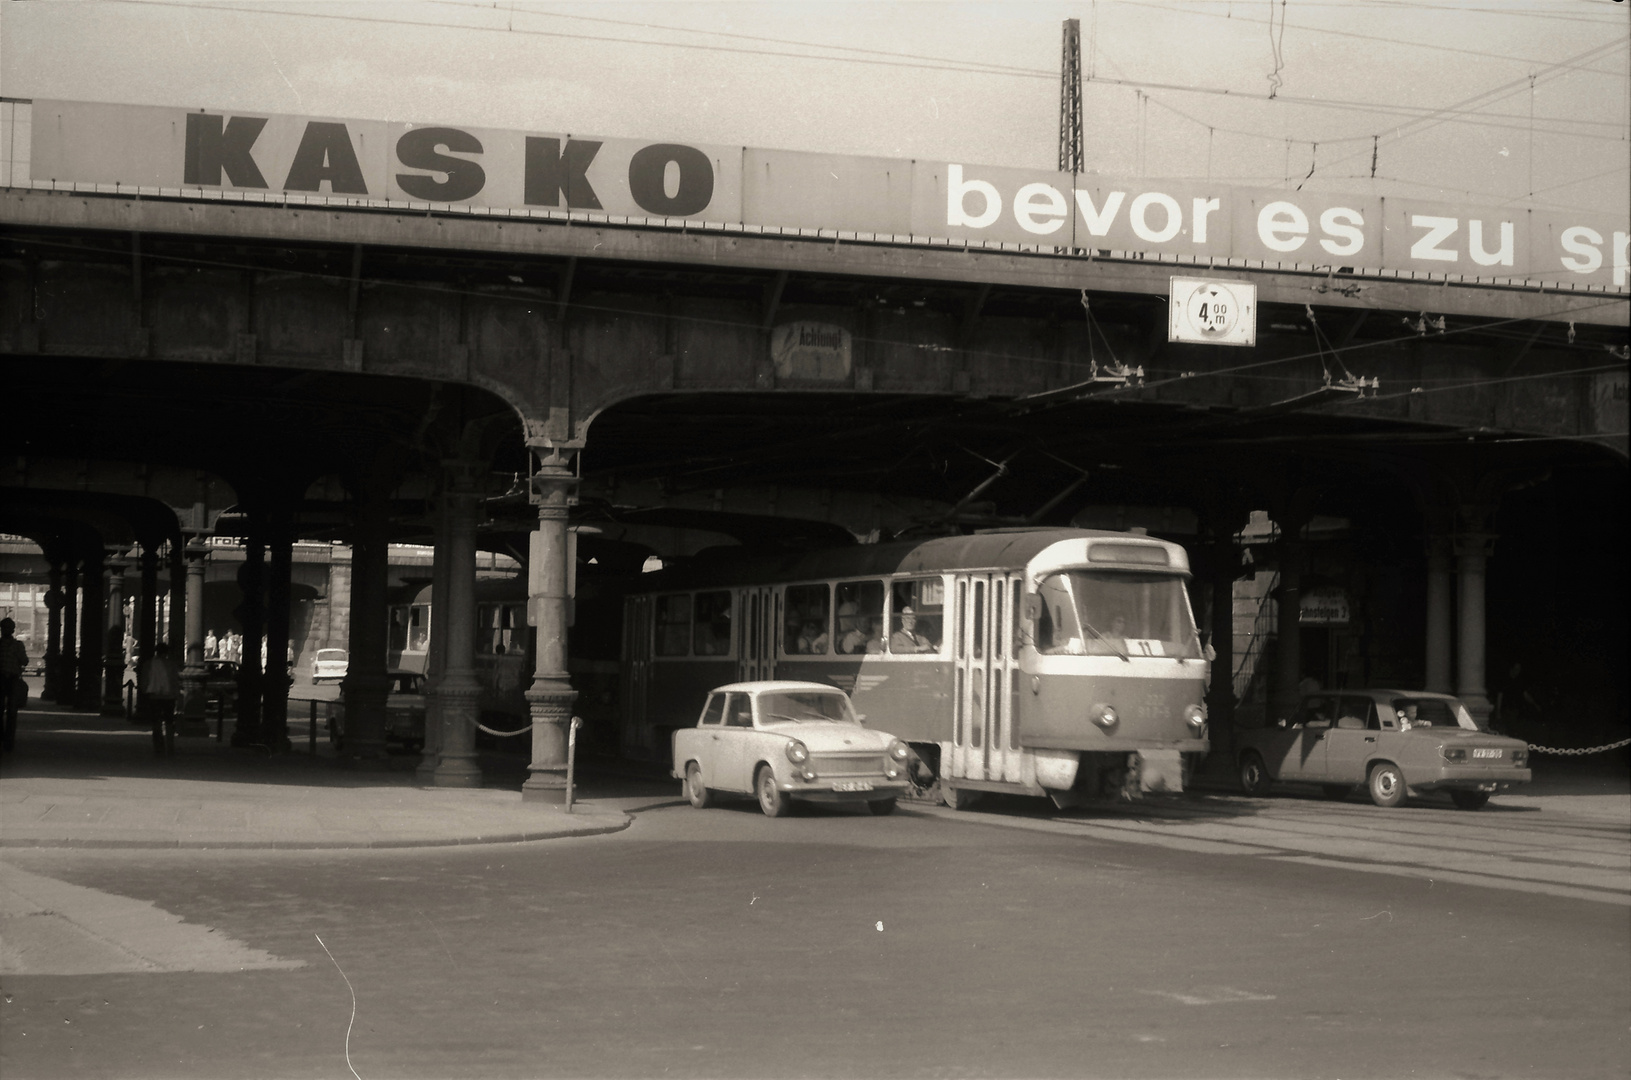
[{"left": 2, "top": 781, "right": 1627, "bottom": 1079}]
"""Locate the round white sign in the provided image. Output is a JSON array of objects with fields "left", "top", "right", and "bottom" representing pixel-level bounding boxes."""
[{"left": 1183, "top": 282, "right": 1241, "bottom": 338}]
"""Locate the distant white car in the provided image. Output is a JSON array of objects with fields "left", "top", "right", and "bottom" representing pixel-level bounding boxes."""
[
  {"left": 311, "top": 648, "right": 349, "bottom": 684},
  {"left": 671, "top": 681, "right": 912, "bottom": 817}
]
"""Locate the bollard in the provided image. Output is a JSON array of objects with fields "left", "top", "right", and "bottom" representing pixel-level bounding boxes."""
[{"left": 565, "top": 716, "right": 584, "bottom": 813}]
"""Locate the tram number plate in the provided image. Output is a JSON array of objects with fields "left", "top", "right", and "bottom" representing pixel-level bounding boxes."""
[
  {"left": 1472, "top": 748, "right": 1502, "bottom": 759},
  {"left": 832, "top": 780, "right": 874, "bottom": 792}
]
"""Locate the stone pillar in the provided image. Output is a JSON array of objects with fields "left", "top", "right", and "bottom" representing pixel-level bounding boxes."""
[
  {"left": 103, "top": 548, "right": 127, "bottom": 715},
  {"left": 1272, "top": 525, "right": 1305, "bottom": 724},
  {"left": 522, "top": 448, "right": 580, "bottom": 803},
  {"left": 1204, "top": 538, "right": 1240, "bottom": 751},
  {"left": 1454, "top": 530, "right": 1496, "bottom": 726},
  {"left": 416, "top": 495, "right": 453, "bottom": 782},
  {"left": 136, "top": 545, "right": 158, "bottom": 707},
  {"left": 1424, "top": 534, "right": 1454, "bottom": 694},
  {"left": 42, "top": 560, "right": 63, "bottom": 702},
  {"left": 76, "top": 549, "right": 104, "bottom": 710},
  {"left": 180, "top": 535, "right": 209, "bottom": 725},
  {"left": 432, "top": 463, "right": 486, "bottom": 787},
  {"left": 340, "top": 490, "right": 391, "bottom": 765},
  {"left": 231, "top": 531, "right": 266, "bottom": 746},
  {"left": 61, "top": 558, "right": 80, "bottom": 705},
  {"left": 262, "top": 511, "right": 295, "bottom": 751}
]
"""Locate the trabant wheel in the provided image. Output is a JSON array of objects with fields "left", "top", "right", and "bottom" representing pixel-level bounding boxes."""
[
  {"left": 1450, "top": 790, "right": 1490, "bottom": 811},
  {"left": 1239, "top": 752, "right": 1272, "bottom": 796},
  {"left": 867, "top": 797, "right": 897, "bottom": 816},
  {"left": 943, "top": 784, "right": 980, "bottom": 811},
  {"left": 756, "top": 766, "right": 791, "bottom": 818},
  {"left": 1368, "top": 761, "right": 1406, "bottom": 808},
  {"left": 685, "top": 763, "right": 713, "bottom": 810},
  {"left": 1322, "top": 784, "right": 1352, "bottom": 801}
]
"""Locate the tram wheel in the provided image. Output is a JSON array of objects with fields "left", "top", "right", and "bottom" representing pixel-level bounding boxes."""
[
  {"left": 685, "top": 763, "right": 713, "bottom": 809},
  {"left": 756, "top": 766, "right": 791, "bottom": 818},
  {"left": 1450, "top": 790, "right": 1490, "bottom": 811},
  {"left": 943, "top": 785, "right": 980, "bottom": 811},
  {"left": 1238, "top": 752, "right": 1272, "bottom": 796},
  {"left": 867, "top": 797, "right": 897, "bottom": 816}
]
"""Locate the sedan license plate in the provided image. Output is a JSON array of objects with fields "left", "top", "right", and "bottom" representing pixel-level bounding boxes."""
[
  {"left": 1472, "top": 748, "right": 1503, "bottom": 759},
  {"left": 832, "top": 780, "right": 874, "bottom": 793}
]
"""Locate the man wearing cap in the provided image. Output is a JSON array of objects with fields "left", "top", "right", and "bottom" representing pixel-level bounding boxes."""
[
  {"left": 890, "top": 607, "right": 936, "bottom": 653},
  {"left": 0, "top": 617, "right": 27, "bottom": 752}
]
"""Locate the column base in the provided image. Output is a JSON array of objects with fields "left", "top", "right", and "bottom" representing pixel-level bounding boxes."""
[
  {"left": 432, "top": 756, "right": 483, "bottom": 787},
  {"left": 521, "top": 771, "right": 567, "bottom": 803}
]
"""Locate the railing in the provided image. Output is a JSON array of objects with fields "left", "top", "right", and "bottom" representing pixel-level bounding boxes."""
[{"left": 1233, "top": 573, "right": 1280, "bottom": 703}]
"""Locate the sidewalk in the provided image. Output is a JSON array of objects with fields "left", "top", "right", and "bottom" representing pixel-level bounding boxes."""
[{"left": 0, "top": 700, "right": 636, "bottom": 850}]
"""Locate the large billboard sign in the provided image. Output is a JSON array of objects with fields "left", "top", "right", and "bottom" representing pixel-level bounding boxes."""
[{"left": 18, "top": 99, "right": 1628, "bottom": 291}]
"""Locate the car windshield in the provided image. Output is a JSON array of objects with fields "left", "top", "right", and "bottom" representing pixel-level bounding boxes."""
[
  {"left": 756, "top": 691, "right": 857, "bottom": 725},
  {"left": 1035, "top": 570, "right": 1201, "bottom": 659},
  {"left": 1392, "top": 697, "right": 1483, "bottom": 731}
]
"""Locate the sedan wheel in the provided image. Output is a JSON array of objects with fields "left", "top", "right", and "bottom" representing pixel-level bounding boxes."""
[
  {"left": 685, "top": 763, "right": 713, "bottom": 809},
  {"left": 1368, "top": 761, "right": 1406, "bottom": 808},
  {"left": 756, "top": 766, "right": 792, "bottom": 817},
  {"left": 1450, "top": 790, "right": 1490, "bottom": 811},
  {"left": 1239, "top": 752, "right": 1272, "bottom": 796},
  {"left": 867, "top": 797, "right": 897, "bottom": 816}
]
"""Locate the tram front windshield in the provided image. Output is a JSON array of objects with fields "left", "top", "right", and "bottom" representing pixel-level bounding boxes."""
[{"left": 1036, "top": 571, "right": 1200, "bottom": 658}]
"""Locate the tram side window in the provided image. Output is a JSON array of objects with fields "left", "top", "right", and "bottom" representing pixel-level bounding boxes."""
[
  {"left": 784, "top": 584, "right": 831, "bottom": 655},
  {"left": 655, "top": 594, "right": 692, "bottom": 657},
  {"left": 478, "top": 603, "right": 523, "bottom": 655},
  {"left": 835, "top": 581, "right": 885, "bottom": 655},
  {"left": 1035, "top": 574, "right": 1078, "bottom": 654},
  {"left": 693, "top": 591, "right": 733, "bottom": 656},
  {"left": 890, "top": 578, "right": 943, "bottom": 654}
]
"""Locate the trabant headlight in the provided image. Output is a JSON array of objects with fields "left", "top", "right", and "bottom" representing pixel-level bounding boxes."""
[
  {"left": 1183, "top": 703, "right": 1207, "bottom": 733},
  {"left": 1090, "top": 704, "right": 1119, "bottom": 731},
  {"left": 1441, "top": 747, "right": 1468, "bottom": 763},
  {"left": 785, "top": 739, "right": 809, "bottom": 765},
  {"left": 888, "top": 739, "right": 910, "bottom": 762}
]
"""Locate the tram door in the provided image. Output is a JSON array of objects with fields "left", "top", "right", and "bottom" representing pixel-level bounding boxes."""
[
  {"left": 951, "top": 575, "right": 998, "bottom": 781},
  {"left": 622, "top": 594, "right": 653, "bottom": 756},
  {"left": 737, "top": 587, "right": 777, "bottom": 683}
]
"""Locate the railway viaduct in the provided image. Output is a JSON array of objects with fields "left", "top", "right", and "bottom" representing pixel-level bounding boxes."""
[{"left": 3, "top": 102, "right": 1626, "bottom": 796}]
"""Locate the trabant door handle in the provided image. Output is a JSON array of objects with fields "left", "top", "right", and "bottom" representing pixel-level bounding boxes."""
[{"left": 1364, "top": 736, "right": 1375, "bottom": 743}]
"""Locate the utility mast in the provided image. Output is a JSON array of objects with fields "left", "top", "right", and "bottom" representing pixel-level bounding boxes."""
[{"left": 1058, "top": 18, "right": 1084, "bottom": 174}]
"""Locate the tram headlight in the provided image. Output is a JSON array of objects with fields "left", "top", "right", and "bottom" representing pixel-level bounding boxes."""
[
  {"left": 888, "top": 739, "right": 910, "bottom": 762},
  {"left": 1090, "top": 704, "right": 1119, "bottom": 731},
  {"left": 785, "top": 739, "right": 809, "bottom": 765},
  {"left": 1183, "top": 703, "right": 1207, "bottom": 734}
]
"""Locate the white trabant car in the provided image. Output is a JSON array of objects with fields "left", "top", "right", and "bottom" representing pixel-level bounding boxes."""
[
  {"left": 672, "top": 681, "right": 912, "bottom": 817},
  {"left": 310, "top": 648, "right": 349, "bottom": 684}
]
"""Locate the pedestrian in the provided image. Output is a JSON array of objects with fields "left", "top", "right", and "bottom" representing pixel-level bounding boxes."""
[
  {"left": 1494, "top": 662, "right": 1541, "bottom": 735},
  {"left": 1, "top": 617, "right": 28, "bottom": 753},
  {"left": 204, "top": 630, "right": 218, "bottom": 659},
  {"left": 144, "top": 642, "right": 182, "bottom": 755}
]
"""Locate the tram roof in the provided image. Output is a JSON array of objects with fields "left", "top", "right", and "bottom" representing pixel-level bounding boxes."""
[{"left": 642, "top": 528, "right": 1187, "bottom": 590}]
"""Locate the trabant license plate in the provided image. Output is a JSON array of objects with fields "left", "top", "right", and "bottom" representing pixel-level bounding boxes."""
[
  {"left": 832, "top": 780, "right": 874, "bottom": 793},
  {"left": 1472, "top": 748, "right": 1503, "bottom": 759}
]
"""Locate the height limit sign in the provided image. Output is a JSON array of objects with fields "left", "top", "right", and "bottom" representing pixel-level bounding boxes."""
[{"left": 1168, "top": 277, "right": 1257, "bottom": 347}]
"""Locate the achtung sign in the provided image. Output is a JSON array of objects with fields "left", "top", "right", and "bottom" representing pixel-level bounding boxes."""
[{"left": 23, "top": 99, "right": 1629, "bottom": 290}]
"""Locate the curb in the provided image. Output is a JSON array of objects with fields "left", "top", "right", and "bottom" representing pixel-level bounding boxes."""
[{"left": 0, "top": 816, "right": 635, "bottom": 851}]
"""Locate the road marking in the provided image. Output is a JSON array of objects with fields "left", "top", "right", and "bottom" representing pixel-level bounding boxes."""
[
  {"left": 1141, "top": 986, "right": 1276, "bottom": 1006},
  {"left": 1271, "top": 856, "right": 1631, "bottom": 907}
]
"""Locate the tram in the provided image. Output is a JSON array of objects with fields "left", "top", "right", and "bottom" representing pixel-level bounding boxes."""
[
  {"left": 385, "top": 578, "right": 532, "bottom": 729},
  {"left": 620, "top": 528, "right": 1212, "bottom": 807}
]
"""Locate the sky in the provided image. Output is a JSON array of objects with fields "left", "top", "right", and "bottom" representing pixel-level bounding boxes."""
[{"left": 1, "top": 0, "right": 1627, "bottom": 217}]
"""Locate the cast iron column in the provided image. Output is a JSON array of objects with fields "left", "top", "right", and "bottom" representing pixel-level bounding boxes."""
[
  {"left": 61, "top": 558, "right": 79, "bottom": 706},
  {"left": 102, "top": 548, "right": 127, "bottom": 715},
  {"left": 76, "top": 548, "right": 104, "bottom": 710},
  {"left": 262, "top": 510, "right": 295, "bottom": 751},
  {"left": 1205, "top": 538, "right": 1240, "bottom": 754},
  {"left": 1272, "top": 524, "right": 1305, "bottom": 724},
  {"left": 416, "top": 492, "right": 453, "bottom": 782},
  {"left": 522, "top": 447, "right": 579, "bottom": 803},
  {"left": 181, "top": 534, "right": 209, "bottom": 725},
  {"left": 1455, "top": 530, "right": 1496, "bottom": 726},
  {"left": 231, "top": 531, "right": 266, "bottom": 746},
  {"left": 1424, "top": 534, "right": 1454, "bottom": 694},
  {"left": 42, "top": 560, "right": 63, "bottom": 702},
  {"left": 432, "top": 462, "right": 485, "bottom": 787},
  {"left": 136, "top": 545, "right": 158, "bottom": 709},
  {"left": 341, "top": 489, "right": 391, "bottom": 765}
]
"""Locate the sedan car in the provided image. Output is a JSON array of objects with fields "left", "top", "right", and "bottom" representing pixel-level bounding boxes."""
[
  {"left": 310, "top": 648, "right": 349, "bottom": 684},
  {"left": 672, "top": 681, "right": 912, "bottom": 817},
  {"left": 1238, "top": 689, "right": 1530, "bottom": 809},
  {"left": 327, "top": 671, "right": 426, "bottom": 752}
]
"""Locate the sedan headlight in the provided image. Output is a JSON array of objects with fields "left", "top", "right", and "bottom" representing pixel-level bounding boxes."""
[
  {"left": 1512, "top": 748, "right": 1528, "bottom": 767},
  {"left": 1090, "top": 704, "right": 1119, "bottom": 731},
  {"left": 785, "top": 739, "right": 809, "bottom": 765},
  {"left": 888, "top": 739, "right": 910, "bottom": 762}
]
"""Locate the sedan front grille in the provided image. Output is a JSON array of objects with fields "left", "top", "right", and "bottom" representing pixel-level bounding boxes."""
[{"left": 808, "top": 752, "right": 888, "bottom": 777}]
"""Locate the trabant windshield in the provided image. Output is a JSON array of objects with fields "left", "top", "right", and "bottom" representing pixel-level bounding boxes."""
[
  {"left": 756, "top": 691, "right": 858, "bottom": 725},
  {"left": 1035, "top": 571, "right": 1200, "bottom": 659}
]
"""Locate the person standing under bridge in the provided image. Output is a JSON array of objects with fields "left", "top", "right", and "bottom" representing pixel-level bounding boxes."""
[
  {"left": 0, "top": 617, "right": 27, "bottom": 753},
  {"left": 143, "top": 642, "right": 181, "bottom": 756}
]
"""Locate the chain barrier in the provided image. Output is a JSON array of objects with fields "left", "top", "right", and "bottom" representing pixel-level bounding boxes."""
[
  {"left": 475, "top": 720, "right": 531, "bottom": 737},
  {"left": 1526, "top": 738, "right": 1631, "bottom": 756}
]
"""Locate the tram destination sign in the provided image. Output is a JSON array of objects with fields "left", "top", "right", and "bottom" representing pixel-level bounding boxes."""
[{"left": 15, "top": 99, "right": 1629, "bottom": 291}]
